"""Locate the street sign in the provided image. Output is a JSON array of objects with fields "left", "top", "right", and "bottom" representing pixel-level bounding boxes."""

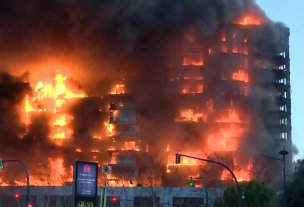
[
  {"left": 72, "top": 161, "right": 98, "bottom": 207},
  {"left": 101, "top": 166, "right": 112, "bottom": 173}
]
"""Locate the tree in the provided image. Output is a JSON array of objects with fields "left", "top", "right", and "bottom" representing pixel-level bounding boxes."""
[
  {"left": 285, "top": 159, "right": 304, "bottom": 207},
  {"left": 140, "top": 152, "right": 174, "bottom": 207},
  {"left": 214, "top": 179, "right": 277, "bottom": 207}
]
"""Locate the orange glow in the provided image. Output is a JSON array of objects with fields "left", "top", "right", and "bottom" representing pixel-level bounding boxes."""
[
  {"left": 183, "top": 57, "right": 204, "bottom": 66},
  {"left": 232, "top": 46, "right": 248, "bottom": 55},
  {"left": 111, "top": 84, "right": 125, "bottom": 94},
  {"left": 76, "top": 148, "right": 82, "bottom": 152},
  {"left": 221, "top": 45, "right": 228, "bottom": 53},
  {"left": 233, "top": 70, "right": 249, "bottom": 82},
  {"left": 125, "top": 141, "right": 136, "bottom": 150},
  {"left": 222, "top": 35, "right": 226, "bottom": 41},
  {"left": 104, "top": 122, "right": 114, "bottom": 136},
  {"left": 1, "top": 158, "right": 73, "bottom": 186},
  {"left": 216, "top": 109, "right": 246, "bottom": 123},
  {"left": 237, "top": 17, "right": 261, "bottom": 25},
  {"left": 207, "top": 124, "right": 244, "bottom": 152},
  {"left": 167, "top": 151, "right": 207, "bottom": 166},
  {"left": 182, "top": 84, "right": 203, "bottom": 94},
  {"left": 221, "top": 169, "right": 250, "bottom": 181},
  {"left": 23, "top": 71, "right": 85, "bottom": 141},
  {"left": 176, "top": 109, "right": 206, "bottom": 122}
]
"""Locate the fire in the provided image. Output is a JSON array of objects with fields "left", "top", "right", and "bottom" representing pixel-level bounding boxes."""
[
  {"left": 167, "top": 151, "right": 207, "bottom": 166},
  {"left": 176, "top": 109, "right": 206, "bottom": 122},
  {"left": 53, "top": 114, "right": 72, "bottom": 126},
  {"left": 233, "top": 70, "right": 249, "bottom": 82},
  {"left": 221, "top": 169, "right": 250, "bottom": 181},
  {"left": 111, "top": 84, "right": 125, "bottom": 94},
  {"left": 183, "top": 57, "right": 204, "bottom": 66},
  {"left": 207, "top": 124, "right": 244, "bottom": 152},
  {"left": 0, "top": 158, "right": 73, "bottom": 186},
  {"left": 237, "top": 17, "right": 261, "bottom": 25},
  {"left": 23, "top": 72, "right": 85, "bottom": 141},
  {"left": 104, "top": 122, "right": 114, "bottom": 136},
  {"left": 216, "top": 109, "right": 246, "bottom": 123},
  {"left": 182, "top": 84, "right": 203, "bottom": 94}
]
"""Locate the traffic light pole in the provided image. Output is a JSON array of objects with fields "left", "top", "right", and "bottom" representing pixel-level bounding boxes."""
[
  {"left": 194, "top": 177, "right": 209, "bottom": 207},
  {"left": 3, "top": 160, "right": 30, "bottom": 205},
  {"left": 178, "top": 154, "right": 242, "bottom": 207}
]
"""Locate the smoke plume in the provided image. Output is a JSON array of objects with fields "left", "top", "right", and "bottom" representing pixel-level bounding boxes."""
[{"left": 0, "top": 0, "right": 292, "bottom": 185}]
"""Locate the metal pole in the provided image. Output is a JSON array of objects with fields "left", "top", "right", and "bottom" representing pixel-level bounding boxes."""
[
  {"left": 3, "top": 160, "right": 30, "bottom": 205},
  {"left": 283, "top": 154, "right": 286, "bottom": 207},
  {"left": 202, "top": 177, "right": 208, "bottom": 207},
  {"left": 180, "top": 154, "right": 242, "bottom": 207},
  {"left": 194, "top": 177, "right": 209, "bottom": 207}
]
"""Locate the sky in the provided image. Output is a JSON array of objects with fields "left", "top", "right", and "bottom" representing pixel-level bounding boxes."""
[{"left": 255, "top": 0, "right": 304, "bottom": 160}]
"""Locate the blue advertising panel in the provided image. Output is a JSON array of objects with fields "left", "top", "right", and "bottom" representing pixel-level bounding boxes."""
[{"left": 72, "top": 161, "right": 98, "bottom": 207}]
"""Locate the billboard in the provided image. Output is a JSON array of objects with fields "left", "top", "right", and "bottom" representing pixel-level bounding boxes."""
[{"left": 72, "top": 161, "right": 98, "bottom": 207}]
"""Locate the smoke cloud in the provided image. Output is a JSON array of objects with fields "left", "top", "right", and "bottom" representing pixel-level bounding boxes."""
[{"left": 0, "top": 0, "right": 292, "bottom": 185}]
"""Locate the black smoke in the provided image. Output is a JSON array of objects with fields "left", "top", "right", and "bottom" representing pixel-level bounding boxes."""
[{"left": 0, "top": 0, "right": 292, "bottom": 186}]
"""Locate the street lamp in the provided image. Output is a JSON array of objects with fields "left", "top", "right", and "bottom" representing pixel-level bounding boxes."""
[{"left": 260, "top": 145, "right": 289, "bottom": 207}]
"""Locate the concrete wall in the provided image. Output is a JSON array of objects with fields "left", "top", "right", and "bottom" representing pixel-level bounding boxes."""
[{"left": 0, "top": 186, "right": 223, "bottom": 207}]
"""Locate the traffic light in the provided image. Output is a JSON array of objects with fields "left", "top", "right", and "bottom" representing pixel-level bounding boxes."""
[
  {"left": 242, "top": 191, "right": 245, "bottom": 199},
  {"left": 27, "top": 203, "right": 33, "bottom": 207},
  {"left": 0, "top": 158, "right": 3, "bottom": 170},
  {"left": 190, "top": 177, "right": 194, "bottom": 186},
  {"left": 14, "top": 193, "right": 19, "bottom": 199},
  {"left": 175, "top": 150, "right": 181, "bottom": 164}
]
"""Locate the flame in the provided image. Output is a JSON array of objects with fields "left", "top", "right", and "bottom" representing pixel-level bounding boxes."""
[
  {"left": 176, "top": 109, "right": 206, "bottom": 122},
  {"left": 104, "top": 122, "right": 114, "bottom": 136},
  {"left": 23, "top": 72, "right": 85, "bottom": 141},
  {"left": 207, "top": 124, "right": 244, "bottom": 152},
  {"left": 183, "top": 57, "right": 204, "bottom": 66},
  {"left": 216, "top": 109, "right": 246, "bottom": 123},
  {"left": 76, "top": 148, "right": 82, "bottom": 152},
  {"left": 111, "top": 84, "right": 125, "bottom": 94},
  {"left": 1, "top": 158, "right": 73, "bottom": 186},
  {"left": 221, "top": 169, "right": 250, "bottom": 181},
  {"left": 237, "top": 17, "right": 261, "bottom": 25},
  {"left": 182, "top": 84, "right": 203, "bottom": 94},
  {"left": 233, "top": 70, "right": 249, "bottom": 82},
  {"left": 166, "top": 144, "right": 170, "bottom": 152},
  {"left": 167, "top": 151, "right": 207, "bottom": 166}
]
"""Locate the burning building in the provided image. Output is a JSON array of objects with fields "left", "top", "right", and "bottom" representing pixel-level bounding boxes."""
[{"left": 0, "top": 0, "right": 293, "bottom": 188}]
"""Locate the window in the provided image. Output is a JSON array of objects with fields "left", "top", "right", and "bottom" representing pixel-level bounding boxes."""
[
  {"left": 279, "top": 52, "right": 286, "bottom": 58},
  {"left": 280, "top": 118, "right": 288, "bottom": 125},
  {"left": 134, "top": 197, "right": 160, "bottom": 207},
  {"left": 280, "top": 132, "right": 288, "bottom": 140},
  {"left": 280, "top": 105, "right": 287, "bottom": 112},
  {"left": 279, "top": 65, "right": 286, "bottom": 70},
  {"left": 173, "top": 197, "right": 204, "bottom": 207}
]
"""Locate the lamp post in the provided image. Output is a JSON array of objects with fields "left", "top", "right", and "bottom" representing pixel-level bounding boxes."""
[{"left": 260, "top": 145, "right": 289, "bottom": 207}]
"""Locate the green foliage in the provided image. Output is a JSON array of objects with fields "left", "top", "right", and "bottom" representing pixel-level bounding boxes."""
[
  {"left": 214, "top": 179, "right": 277, "bottom": 207},
  {"left": 286, "top": 160, "right": 304, "bottom": 207}
]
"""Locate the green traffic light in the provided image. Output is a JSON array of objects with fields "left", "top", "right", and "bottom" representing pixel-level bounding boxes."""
[
  {"left": 190, "top": 182, "right": 193, "bottom": 186},
  {"left": 242, "top": 195, "right": 245, "bottom": 199}
]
